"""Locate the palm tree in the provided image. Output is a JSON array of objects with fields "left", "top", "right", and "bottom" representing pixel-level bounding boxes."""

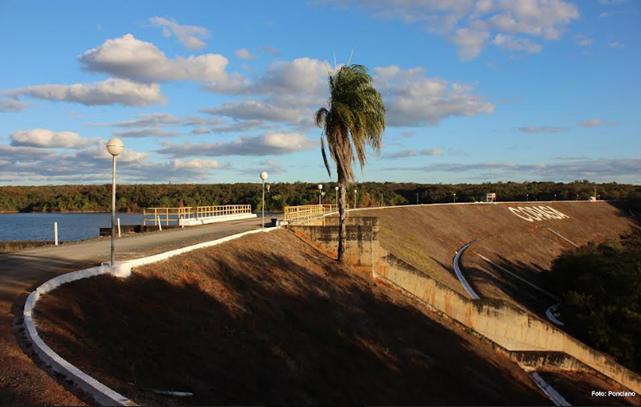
[{"left": 315, "top": 64, "right": 386, "bottom": 263}]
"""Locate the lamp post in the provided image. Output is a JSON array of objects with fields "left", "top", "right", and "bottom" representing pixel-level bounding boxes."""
[
  {"left": 260, "top": 171, "right": 268, "bottom": 229},
  {"left": 416, "top": 193, "right": 419, "bottom": 205},
  {"left": 526, "top": 193, "right": 529, "bottom": 202},
  {"left": 318, "top": 184, "right": 323, "bottom": 205},
  {"left": 453, "top": 192, "right": 456, "bottom": 204},
  {"left": 335, "top": 186, "right": 339, "bottom": 208},
  {"left": 353, "top": 189, "right": 358, "bottom": 209},
  {"left": 106, "top": 138, "right": 124, "bottom": 267},
  {"left": 554, "top": 194, "right": 557, "bottom": 201}
]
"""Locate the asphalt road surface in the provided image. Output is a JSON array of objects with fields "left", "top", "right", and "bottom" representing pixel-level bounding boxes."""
[{"left": 0, "top": 214, "right": 279, "bottom": 405}]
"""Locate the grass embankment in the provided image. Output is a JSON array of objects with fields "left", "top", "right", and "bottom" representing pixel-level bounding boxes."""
[
  {"left": 35, "top": 230, "right": 550, "bottom": 406},
  {"left": 358, "top": 202, "right": 637, "bottom": 314}
]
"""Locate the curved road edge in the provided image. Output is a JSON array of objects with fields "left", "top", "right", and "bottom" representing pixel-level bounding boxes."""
[{"left": 23, "top": 227, "right": 280, "bottom": 406}]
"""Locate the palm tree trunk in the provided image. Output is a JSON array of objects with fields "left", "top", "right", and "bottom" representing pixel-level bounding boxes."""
[{"left": 337, "top": 179, "right": 347, "bottom": 263}]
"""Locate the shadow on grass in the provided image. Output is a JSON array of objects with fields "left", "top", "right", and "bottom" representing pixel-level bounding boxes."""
[{"left": 34, "top": 232, "right": 550, "bottom": 406}]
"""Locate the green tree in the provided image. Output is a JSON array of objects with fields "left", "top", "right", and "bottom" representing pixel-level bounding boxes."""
[{"left": 315, "top": 64, "right": 386, "bottom": 263}]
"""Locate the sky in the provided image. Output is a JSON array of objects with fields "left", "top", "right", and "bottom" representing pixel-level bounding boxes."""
[{"left": 0, "top": 0, "right": 639, "bottom": 185}]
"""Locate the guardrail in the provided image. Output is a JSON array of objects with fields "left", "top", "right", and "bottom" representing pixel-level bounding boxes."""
[
  {"left": 143, "top": 205, "right": 252, "bottom": 226},
  {"left": 283, "top": 204, "right": 338, "bottom": 225}
]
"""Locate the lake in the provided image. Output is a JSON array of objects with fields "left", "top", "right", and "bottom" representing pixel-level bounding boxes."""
[{"left": 0, "top": 213, "right": 143, "bottom": 242}]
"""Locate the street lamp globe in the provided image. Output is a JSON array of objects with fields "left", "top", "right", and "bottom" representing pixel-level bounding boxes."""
[
  {"left": 318, "top": 184, "right": 323, "bottom": 190},
  {"left": 260, "top": 171, "right": 268, "bottom": 181},
  {"left": 106, "top": 138, "right": 124, "bottom": 157}
]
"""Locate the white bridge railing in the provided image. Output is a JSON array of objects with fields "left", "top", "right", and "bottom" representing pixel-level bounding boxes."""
[
  {"left": 283, "top": 204, "right": 338, "bottom": 225},
  {"left": 143, "top": 204, "right": 252, "bottom": 226}
]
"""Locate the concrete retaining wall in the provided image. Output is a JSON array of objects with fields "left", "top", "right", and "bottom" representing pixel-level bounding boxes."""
[
  {"left": 291, "top": 217, "right": 379, "bottom": 267},
  {"left": 376, "top": 251, "right": 641, "bottom": 394},
  {"left": 291, "top": 218, "right": 641, "bottom": 394}
]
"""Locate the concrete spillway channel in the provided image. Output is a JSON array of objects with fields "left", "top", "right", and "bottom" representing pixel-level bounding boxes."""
[{"left": 453, "top": 241, "right": 571, "bottom": 406}]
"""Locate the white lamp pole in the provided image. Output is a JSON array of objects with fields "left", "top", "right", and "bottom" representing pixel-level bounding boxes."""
[
  {"left": 353, "top": 189, "right": 358, "bottom": 209},
  {"left": 106, "top": 138, "right": 124, "bottom": 267},
  {"left": 260, "top": 171, "right": 268, "bottom": 229},
  {"left": 335, "top": 186, "right": 339, "bottom": 208},
  {"left": 453, "top": 192, "right": 456, "bottom": 204},
  {"left": 318, "top": 184, "right": 323, "bottom": 205}
]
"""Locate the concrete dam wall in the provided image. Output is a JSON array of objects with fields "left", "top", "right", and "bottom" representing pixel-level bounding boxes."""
[{"left": 291, "top": 206, "right": 641, "bottom": 394}]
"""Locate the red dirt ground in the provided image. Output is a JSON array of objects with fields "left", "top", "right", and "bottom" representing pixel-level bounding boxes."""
[{"left": 35, "top": 230, "right": 551, "bottom": 406}]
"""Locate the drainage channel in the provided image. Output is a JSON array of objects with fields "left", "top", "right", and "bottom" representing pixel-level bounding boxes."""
[{"left": 453, "top": 241, "right": 571, "bottom": 406}]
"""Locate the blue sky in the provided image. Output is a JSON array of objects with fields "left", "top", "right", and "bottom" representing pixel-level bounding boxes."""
[{"left": 0, "top": 0, "right": 639, "bottom": 185}]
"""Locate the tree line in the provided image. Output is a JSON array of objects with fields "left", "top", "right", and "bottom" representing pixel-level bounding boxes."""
[
  {"left": 0, "top": 180, "right": 639, "bottom": 213},
  {"left": 545, "top": 229, "right": 641, "bottom": 372}
]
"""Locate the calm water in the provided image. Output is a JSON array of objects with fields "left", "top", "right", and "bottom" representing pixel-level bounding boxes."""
[{"left": 0, "top": 213, "right": 143, "bottom": 242}]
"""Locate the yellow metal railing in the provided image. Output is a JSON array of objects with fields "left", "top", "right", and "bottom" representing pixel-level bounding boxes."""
[
  {"left": 143, "top": 204, "right": 252, "bottom": 226},
  {"left": 283, "top": 204, "right": 338, "bottom": 225}
]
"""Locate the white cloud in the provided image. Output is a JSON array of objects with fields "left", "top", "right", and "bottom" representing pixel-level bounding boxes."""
[
  {"left": 170, "top": 158, "right": 221, "bottom": 170},
  {"left": 5, "top": 78, "right": 165, "bottom": 107},
  {"left": 385, "top": 148, "right": 443, "bottom": 159},
  {"left": 235, "top": 48, "right": 255, "bottom": 60},
  {"left": 383, "top": 158, "right": 641, "bottom": 183},
  {"left": 609, "top": 41, "right": 624, "bottom": 48},
  {"left": 201, "top": 100, "right": 307, "bottom": 124},
  {"left": 491, "top": 33, "right": 542, "bottom": 53},
  {"left": 0, "top": 98, "right": 29, "bottom": 112},
  {"left": 78, "top": 34, "right": 228, "bottom": 83},
  {"left": 373, "top": 65, "right": 494, "bottom": 126},
  {"left": 518, "top": 125, "right": 568, "bottom": 133},
  {"left": 322, "top": 0, "right": 580, "bottom": 60},
  {"left": 88, "top": 113, "right": 181, "bottom": 128},
  {"left": 10, "top": 129, "right": 90, "bottom": 148},
  {"left": 113, "top": 128, "right": 183, "bottom": 138},
  {"left": 149, "top": 17, "right": 210, "bottom": 50},
  {"left": 156, "top": 131, "right": 317, "bottom": 157},
  {"left": 579, "top": 118, "right": 603, "bottom": 128}
]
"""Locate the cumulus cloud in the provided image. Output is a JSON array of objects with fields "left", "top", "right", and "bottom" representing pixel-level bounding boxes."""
[
  {"left": 609, "top": 41, "right": 624, "bottom": 48},
  {"left": 518, "top": 125, "right": 568, "bottom": 133},
  {"left": 78, "top": 34, "right": 228, "bottom": 83},
  {"left": 10, "top": 129, "right": 90, "bottom": 148},
  {"left": 5, "top": 78, "right": 165, "bottom": 107},
  {"left": 385, "top": 148, "right": 443, "bottom": 159},
  {"left": 579, "top": 118, "right": 603, "bottom": 128},
  {"left": 0, "top": 139, "right": 231, "bottom": 184},
  {"left": 235, "top": 48, "right": 255, "bottom": 60},
  {"left": 149, "top": 17, "right": 210, "bottom": 50},
  {"left": 156, "top": 131, "right": 317, "bottom": 157},
  {"left": 0, "top": 98, "right": 29, "bottom": 112},
  {"left": 113, "top": 128, "right": 183, "bottom": 138},
  {"left": 373, "top": 65, "right": 494, "bottom": 127},
  {"left": 321, "top": 0, "right": 580, "bottom": 60}
]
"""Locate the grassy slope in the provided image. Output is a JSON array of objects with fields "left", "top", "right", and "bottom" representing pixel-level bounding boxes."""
[
  {"left": 35, "top": 230, "right": 550, "bottom": 406},
  {"left": 357, "top": 201, "right": 636, "bottom": 312}
]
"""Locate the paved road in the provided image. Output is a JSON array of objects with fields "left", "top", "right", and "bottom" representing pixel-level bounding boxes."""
[{"left": 0, "top": 214, "right": 278, "bottom": 405}]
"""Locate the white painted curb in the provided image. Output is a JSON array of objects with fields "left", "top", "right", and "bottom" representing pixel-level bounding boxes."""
[
  {"left": 453, "top": 241, "right": 480, "bottom": 299},
  {"left": 23, "top": 226, "right": 279, "bottom": 406}
]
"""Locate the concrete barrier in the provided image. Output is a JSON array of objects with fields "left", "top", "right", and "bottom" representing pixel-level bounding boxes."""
[{"left": 24, "top": 227, "right": 279, "bottom": 406}]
